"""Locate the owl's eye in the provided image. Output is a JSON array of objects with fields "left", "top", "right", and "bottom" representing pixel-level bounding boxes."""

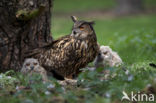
[
  {"left": 26, "top": 63, "right": 30, "bottom": 66},
  {"left": 103, "top": 52, "right": 108, "bottom": 55},
  {"left": 34, "top": 63, "right": 38, "bottom": 65},
  {"left": 79, "top": 26, "right": 84, "bottom": 30}
]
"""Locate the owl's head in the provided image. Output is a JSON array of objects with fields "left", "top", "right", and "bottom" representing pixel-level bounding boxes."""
[
  {"left": 99, "top": 46, "right": 113, "bottom": 61},
  {"left": 22, "top": 58, "right": 40, "bottom": 72},
  {"left": 70, "top": 16, "right": 95, "bottom": 39}
]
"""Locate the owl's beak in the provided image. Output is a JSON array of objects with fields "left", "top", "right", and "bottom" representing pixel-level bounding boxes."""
[{"left": 30, "top": 66, "right": 34, "bottom": 70}]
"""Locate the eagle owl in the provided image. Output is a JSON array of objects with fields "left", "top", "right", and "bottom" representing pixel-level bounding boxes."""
[
  {"left": 21, "top": 58, "right": 48, "bottom": 81},
  {"left": 27, "top": 16, "right": 99, "bottom": 79}
]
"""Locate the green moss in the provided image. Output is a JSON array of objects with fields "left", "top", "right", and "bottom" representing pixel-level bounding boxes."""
[{"left": 16, "top": 5, "right": 45, "bottom": 21}]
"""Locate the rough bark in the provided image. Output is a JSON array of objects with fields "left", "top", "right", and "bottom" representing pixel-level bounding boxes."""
[
  {"left": 115, "top": 0, "right": 144, "bottom": 15},
  {"left": 0, "top": 0, "right": 53, "bottom": 72}
]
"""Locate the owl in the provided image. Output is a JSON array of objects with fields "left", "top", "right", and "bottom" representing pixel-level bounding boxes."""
[
  {"left": 26, "top": 16, "right": 99, "bottom": 79},
  {"left": 21, "top": 58, "right": 48, "bottom": 81},
  {"left": 94, "top": 45, "right": 122, "bottom": 68}
]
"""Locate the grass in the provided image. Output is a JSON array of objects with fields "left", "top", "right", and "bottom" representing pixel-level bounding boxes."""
[
  {"left": 53, "top": 0, "right": 115, "bottom": 13},
  {"left": 144, "top": 0, "right": 156, "bottom": 8},
  {"left": 53, "top": 0, "right": 156, "bottom": 13},
  {"left": 0, "top": 62, "right": 156, "bottom": 103}
]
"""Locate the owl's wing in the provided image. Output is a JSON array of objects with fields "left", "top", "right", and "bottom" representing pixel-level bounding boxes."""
[
  {"left": 24, "top": 35, "right": 71, "bottom": 58},
  {"left": 41, "top": 36, "right": 85, "bottom": 73},
  {"left": 24, "top": 48, "right": 42, "bottom": 58}
]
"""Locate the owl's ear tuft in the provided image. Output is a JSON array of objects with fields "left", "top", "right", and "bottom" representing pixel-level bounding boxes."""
[
  {"left": 71, "top": 16, "right": 78, "bottom": 22},
  {"left": 88, "top": 21, "right": 95, "bottom": 25}
]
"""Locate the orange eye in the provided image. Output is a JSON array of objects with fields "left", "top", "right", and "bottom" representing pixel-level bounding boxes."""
[
  {"left": 79, "top": 27, "right": 84, "bottom": 30},
  {"left": 26, "top": 63, "right": 30, "bottom": 66},
  {"left": 34, "top": 63, "right": 38, "bottom": 65}
]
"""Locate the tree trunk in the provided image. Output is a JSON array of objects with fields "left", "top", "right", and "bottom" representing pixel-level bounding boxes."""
[
  {"left": 115, "top": 0, "right": 144, "bottom": 15},
  {"left": 0, "top": 0, "right": 53, "bottom": 72}
]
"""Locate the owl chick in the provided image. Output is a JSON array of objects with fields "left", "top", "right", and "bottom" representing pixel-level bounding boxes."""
[
  {"left": 26, "top": 16, "right": 99, "bottom": 79},
  {"left": 21, "top": 58, "right": 48, "bottom": 81},
  {"left": 94, "top": 45, "right": 122, "bottom": 68}
]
